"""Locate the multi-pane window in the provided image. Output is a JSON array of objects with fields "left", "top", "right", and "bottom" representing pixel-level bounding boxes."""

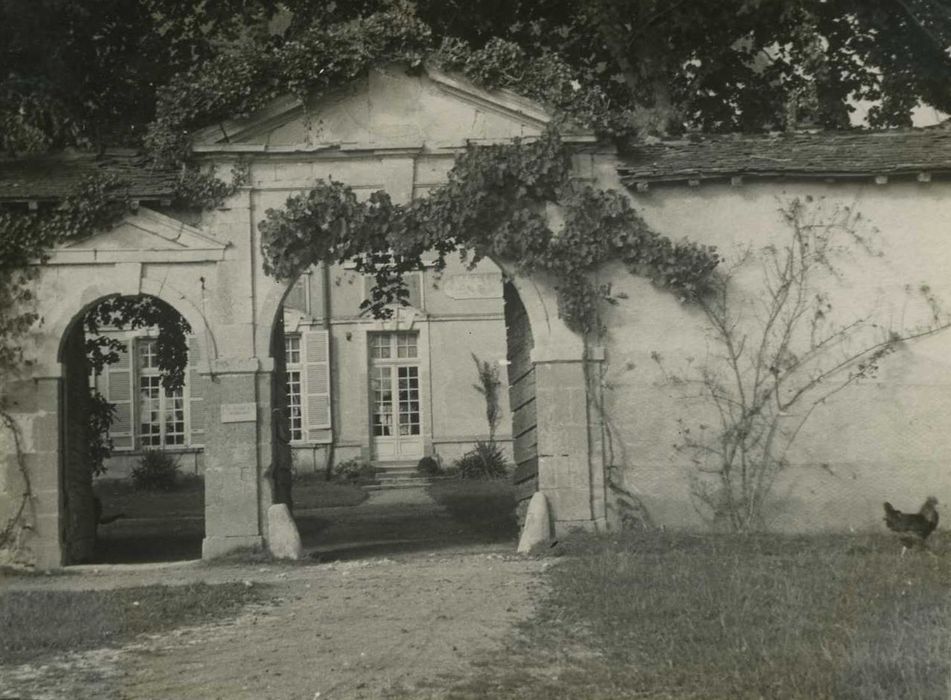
[
  {"left": 396, "top": 366, "right": 420, "bottom": 436},
  {"left": 369, "top": 333, "right": 420, "bottom": 438},
  {"left": 369, "top": 332, "right": 417, "bottom": 360},
  {"left": 285, "top": 335, "right": 303, "bottom": 441},
  {"left": 371, "top": 366, "right": 394, "bottom": 437},
  {"left": 396, "top": 333, "right": 417, "bottom": 358},
  {"left": 137, "top": 338, "right": 185, "bottom": 447}
]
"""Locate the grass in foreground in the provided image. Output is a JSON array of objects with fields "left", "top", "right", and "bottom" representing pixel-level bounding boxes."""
[
  {"left": 95, "top": 473, "right": 367, "bottom": 520},
  {"left": 94, "top": 477, "right": 204, "bottom": 519},
  {"left": 0, "top": 582, "right": 267, "bottom": 664},
  {"left": 427, "top": 478, "right": 519, "bottom": 541},
  {"left": 293, "top": 473, "right": 369, "bottom": 509},
  {"left": 446, "top": 530, "right": 951, "bottom": 699}
]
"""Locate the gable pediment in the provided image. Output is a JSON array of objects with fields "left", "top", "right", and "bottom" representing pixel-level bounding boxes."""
[
  {"left": 47, "top": 207, "right": 227, "bottom": 264},
  {"left": 192, "top": 64, "right": 590, "bottom": 153}
]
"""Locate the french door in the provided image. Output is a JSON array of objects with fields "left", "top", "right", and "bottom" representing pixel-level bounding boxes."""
[{"left": 369, "top": 332, "right": 423, "bottom": 460}]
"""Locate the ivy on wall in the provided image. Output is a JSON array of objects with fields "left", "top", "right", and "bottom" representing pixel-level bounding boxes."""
[
  {"left": 0, "top": 166, "right": 244, "bottom": 560},
  {"left": 260, "top": 127, "right": 719, "bottom": 335},
  {"left": 144, "top": 6, "right": 645, "bottom": 168},
  {"left": 0, "top": 6, "right": 720, "bottom": 559}
]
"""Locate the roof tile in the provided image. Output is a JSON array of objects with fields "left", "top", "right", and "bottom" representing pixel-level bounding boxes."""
[
  {"left": 0, "top": 152, "right": 179, "bottom": 202},
  {"left": 617, "top": 129, "right": 951, "bottom": 185}
]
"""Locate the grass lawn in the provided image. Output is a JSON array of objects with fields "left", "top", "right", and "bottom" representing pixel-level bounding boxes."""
[
  {"left": 94, "top": 473, "right": 367, "bottom": 520},
  {"left": 293, "top": 473, "right": 369, "bottom": 509},
  {"left": 448, "top": 530, "right": 951, "bottom": 699},
  {"left": 95, "top": 477, "right": 204, "bottom": 519},
  {"left": 427, "top": 478, "right": 519, "bottom": 541},
  {"left": 0, "top": 582, "right": 267, "bottom": 663}
]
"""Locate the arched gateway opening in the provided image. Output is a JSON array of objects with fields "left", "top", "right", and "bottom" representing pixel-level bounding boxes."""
[
  {"left": 58, "top": 294, "right": 204, "bottom": 564},
  {"left": 264, "top": 257, "right": 542, "bottom": 559}
]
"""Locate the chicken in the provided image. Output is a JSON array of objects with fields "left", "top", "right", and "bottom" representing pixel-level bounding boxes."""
[{"left": 883, "top": 496, "right": 939, "bottom": 554}]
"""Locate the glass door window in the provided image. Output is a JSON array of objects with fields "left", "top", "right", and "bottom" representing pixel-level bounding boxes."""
[{"left": 369, "top": 332, "right": 423, "bottom": 460}]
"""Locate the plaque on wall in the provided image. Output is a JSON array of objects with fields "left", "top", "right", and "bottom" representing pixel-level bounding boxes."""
[
  {"left": 221, "top": 403, "right": 257, "bottom": 423},
  {"left": 443, "top": 273, "right": 503, "bottom": 300}
]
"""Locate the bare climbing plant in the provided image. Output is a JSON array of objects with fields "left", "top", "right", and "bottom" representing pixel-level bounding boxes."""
[
  {"left": 471, "top": 353, "right": 503, "bottom": 442},
  {"left": 664, "top": 198, "right": 951, "bottom": 531},
  {"left": 0, "top": 410, "right": 35, "bottom": 563}
]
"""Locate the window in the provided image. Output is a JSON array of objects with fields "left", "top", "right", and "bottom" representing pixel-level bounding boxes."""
[
  {"left": 369, "top": 332, "right": 420, "bottom": 438},
  {"left": 285, "top": 335, "right": 303, "bottom": 442},
  {"left": 137, "top": 338, "right": 185, "bottom": 448},
  {"left": 284, "top": 273, "right": 310, "bottom": 314},
  {"left": 276, "top": 330, "right": 332, "bottom": 444},
  {"left": 94, "top": 334, "right": 198, "bottom": 451},
  {"left": 363, "top": 271, "right": 422, "bottom": 310},
  {"left": 369, "top": 332, "right": 417, "bottom": 360}
]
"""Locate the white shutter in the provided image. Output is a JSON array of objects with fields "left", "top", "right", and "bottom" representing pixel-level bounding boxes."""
[
  {"left": 188, "top": 336, "right": 205, "bottom": 448},
  {"left": 302, "top": 329, "right": 332, "bottom": 438},
  {"left": 405, "top": 272, "right": 421, "bottom": 308},
  {"left": 105, "top": 340, "right": 134, "bottom": 451}
]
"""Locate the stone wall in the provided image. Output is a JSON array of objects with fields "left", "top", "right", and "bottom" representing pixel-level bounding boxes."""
[{"left": 593, "top": 173, "right": 951, "bottom": 531}]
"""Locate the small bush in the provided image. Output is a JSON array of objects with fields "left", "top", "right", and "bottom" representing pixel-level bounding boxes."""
[
  {"left": 416, "top": 456, "right": 442, "bottom": 476},
  {"left": 331, "top": 457, "right": 377, "bottom": 484},
  {"left": 131, "top": 450, "right": 181, "bottom": 491},
  {"left": 455, "top": 441, "right": 509, "bottom": 480}
]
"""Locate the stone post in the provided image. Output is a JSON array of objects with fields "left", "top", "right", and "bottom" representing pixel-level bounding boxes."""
[
  {"left": 200, "top": 360, "right": 266, "bottom": 558},
  {"left": 535, "top": 360, "right": 604, "bottom": 536},
  {"left": 0, "top": 376, "right": 63, "bottom": 569}
]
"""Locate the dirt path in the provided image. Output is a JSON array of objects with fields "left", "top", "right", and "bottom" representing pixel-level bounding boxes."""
[
  {"left": 2, "top": 553, "right": 545, "bottom": 699},
  {"left": 1, "top": 488, "right": 545, "bottom": 699}
]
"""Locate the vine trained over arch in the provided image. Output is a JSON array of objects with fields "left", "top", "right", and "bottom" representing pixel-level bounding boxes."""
[{"left": 259, "top": 128, "right": 720, "bottom": 335}]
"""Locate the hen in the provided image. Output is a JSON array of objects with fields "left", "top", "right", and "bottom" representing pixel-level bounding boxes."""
[{"left": 883, "top": 496, "right": 939, "bottom": 554}]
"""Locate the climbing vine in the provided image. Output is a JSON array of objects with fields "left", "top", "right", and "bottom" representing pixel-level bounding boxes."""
[
  {"left": 260, "top": 127, "right": 719, "bottom": 334},
  {"left": 0, "top": 5, "right": 716, "bottom": 560},
  {"left": 145, "top": 5, "right": 641, "bottom": 167},
  {"left": 0, "top": 164, "right": 244, "bottom": 561},
  {"left": 0, "top": 174, "right": 133, "bottom": 558}
]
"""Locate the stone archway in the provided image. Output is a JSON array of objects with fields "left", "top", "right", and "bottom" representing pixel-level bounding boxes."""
[
  {"left": 501, "top": 269, "right": 608, "bottom": 535},
  {"left": 56, "top": 292, "right": 202, "bottom": 564},
  {"left": 255, "top": 258, "right": 607, "bottom": 544}
]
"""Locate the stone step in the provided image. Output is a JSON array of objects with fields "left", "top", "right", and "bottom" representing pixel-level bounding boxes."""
[
  {"left": 376, "top": 475, "right": 430, "bottom": 484},
  {"left": 365, "top": 475, "right": 456, "bottom": 491},
  {"left": 365, "top": 481, "right": 431, "bottom": 491},
  {"left": 375, "top": 466, "right": 420, "bottom": 475}
]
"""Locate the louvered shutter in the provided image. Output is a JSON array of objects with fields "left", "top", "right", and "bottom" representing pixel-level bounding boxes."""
[
  {"left": 188, "top": 336, "right": 205, "bottom": 447},
  {"left": 405, "top": 272, "right": 421, "bottom": 308},
  {"left": 106, "top": 340, "right": 134, "bottom": 451},
  {"left": 302, "top": 329, "right": 332, "bottom": 438}
]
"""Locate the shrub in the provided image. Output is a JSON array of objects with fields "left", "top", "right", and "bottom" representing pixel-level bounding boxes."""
[
  {"left": 331, "top": 458, "right": 377, "bottom": 484},
  {"left": 455, "top": 441, "right": 509, "bottom": 480},
  {"left": 131, "top": 450, "right": 181, "bottom": 491},
  {"left": 416, "top": 456, "right": 441, "bottom": 476}
]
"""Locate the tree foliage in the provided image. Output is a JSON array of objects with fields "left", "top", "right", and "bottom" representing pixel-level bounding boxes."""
[
  {"left": 84, "top": 295, "right": 192, "bottom": 393},
  {"left": 0, "top": 0, "right": 280, "bottom": 153},
  {"left": 260, "top": 128, "right": 720, "bottom": 334},
  {"left": 3, "top": 0, "right": 950, "bottom": 158}
]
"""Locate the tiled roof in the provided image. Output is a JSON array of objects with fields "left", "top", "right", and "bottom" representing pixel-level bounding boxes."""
[
  {"left": 617, "top": 128, "right": 951, "bottom": 186},
  {"left": 0, "top": 151, "right": 180, "bottom": 202}
]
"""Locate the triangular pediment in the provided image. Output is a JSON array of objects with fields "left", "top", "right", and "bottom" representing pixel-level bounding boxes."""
[
  {"left": 47, "top": 207, "right": 227, "bottom": 264},
  {"left": 192, "top": 64, "right": 592, "bottom": 153}
]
